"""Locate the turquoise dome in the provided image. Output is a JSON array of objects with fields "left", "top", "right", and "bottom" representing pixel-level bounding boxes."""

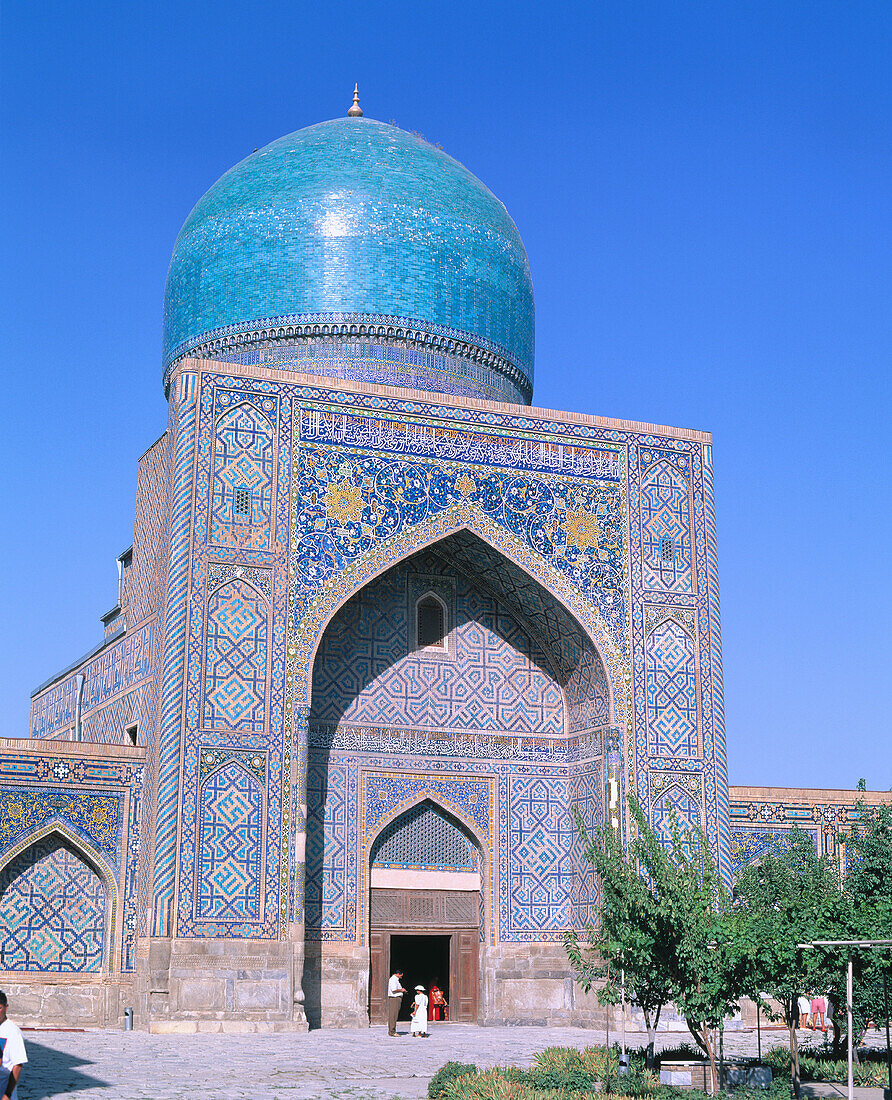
[{"left": 163, "top": 117, "right": 534, "bottom": 402}]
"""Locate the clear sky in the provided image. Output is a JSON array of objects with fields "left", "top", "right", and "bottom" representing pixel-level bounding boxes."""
[{"left": 1, "top": 1, "right": 889, "bottom": 789}]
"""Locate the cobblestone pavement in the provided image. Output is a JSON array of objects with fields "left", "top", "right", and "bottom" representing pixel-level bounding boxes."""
[{"left": 14, "top": 1024, "right": 890, "bottom": 1100}]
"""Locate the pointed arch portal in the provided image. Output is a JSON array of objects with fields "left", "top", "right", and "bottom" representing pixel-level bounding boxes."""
[{"left": 366, "top": 798, "right": 482, "bottom": 1025}]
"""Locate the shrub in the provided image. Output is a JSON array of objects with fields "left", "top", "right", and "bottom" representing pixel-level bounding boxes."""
[
  {"left": 762, "top": 1046, "right": 791, "bottom": 1073},
  {"left": 534, "top": 1044, "right": 617, "bottom": 1075},
  {"left": 528, "top": 1066, "right": 599, "bottom": 1092},
  {"left": 428, "top": 1061, "right": 478, "bottom": 1098},
  {"left": 654, "top": 1044, "right": 705, "bottom": 1066},
  {"left": 441, "top": 1068, "right": 560, "bottom": 1099}
]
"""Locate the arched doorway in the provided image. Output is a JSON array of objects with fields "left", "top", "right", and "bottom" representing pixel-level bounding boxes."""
[{"left": 368, "top": 800, "right": 481, "bottom": 1024}]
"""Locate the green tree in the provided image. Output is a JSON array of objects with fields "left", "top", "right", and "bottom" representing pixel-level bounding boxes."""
[
  {"left": 842, "top": 800, "right": 892, "bottom": 1048},
  {"left": 566, "top": 796, "right": 747, "bottom": 1090},
  {"left": 564, "top": 800, "right": 672, "bottom": 1067},
  {"left": 733, "top": 828, "right": 851, "bottom": 1098}
]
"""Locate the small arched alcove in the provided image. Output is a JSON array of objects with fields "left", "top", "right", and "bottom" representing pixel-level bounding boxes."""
[
  {"left": 0, "top": 831, "right": 112, "bottom": 973},
  {"left": 368, "top": 799, "right": 482, "bottom": 1025}
]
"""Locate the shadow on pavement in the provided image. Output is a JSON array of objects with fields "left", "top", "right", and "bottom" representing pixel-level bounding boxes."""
[{"left": 18, "top": 1039, "right": 109, "bottom": 1100}]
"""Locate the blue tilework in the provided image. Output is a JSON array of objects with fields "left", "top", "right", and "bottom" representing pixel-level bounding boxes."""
[
  {"left": 310, "top": 558, "right": 565, "bottom": 735},
  {"left": 0, "top": 751, "right": 143, "bottom": 974},
  {"left": 0, "top": 837, "right": 106, "bottom": 972},
  {"left": 196, "top": 762, "right": 263, "bottom": 920},
  {"left": 645, "top": 617, "right": 699, "bottom": 757},
  {"left": 226, "top": 341, "right": 527, "bottom": 406},
  {"left": 203, "top": 580, "right": 269, "bottom": 732},
  {"left": 163, "top": 119, "right": 534, "bottom": 401}
]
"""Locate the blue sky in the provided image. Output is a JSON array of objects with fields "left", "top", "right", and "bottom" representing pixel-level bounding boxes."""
[{"left": 1, "top": 1, "right": 889, "bottom": 789}]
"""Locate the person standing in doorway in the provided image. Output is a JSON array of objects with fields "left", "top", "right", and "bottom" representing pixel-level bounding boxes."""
[
  {"left": 0, "top": 991, "right": 28, "bottom": 1100},
  {"left": 411, "top": 985, "right": 429, "bottom": 1037},
  {"left": 429, "top": 979, "right": 448, "bottom": 1022},
  {"left": 387, "top": 969, "right": 406, "bottom": 1036}
]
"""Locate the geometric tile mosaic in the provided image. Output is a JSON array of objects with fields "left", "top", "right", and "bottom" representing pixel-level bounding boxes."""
[
  {"left": 504, "top": 776, "right": 574, "bottom": 932},
  {"left": 371, "top": 800, "right": 477, "bottom": 870},
  {"left": 202, "top": 579, "right": 268, "bottom": 731},
  {"left": 306, "top": 762, "right": 347, "bottom": 934},
  {"left": 196, "top": 762, "right": 263, "bottom": 921},
  {"left": 569, "top": 764, "right": 603, "bottom": 928},
  {"left": 310, "top": 559, "right": 564, "bottom": 734},
  {"left": 650, "top": 780, "right": 703, "bottom": 848},
  {"left": 645, "top": 619, "right": 699, "bottom": 757},
  {"left": 0, "top": 837, "right": 105, "bottom": 972},
  {"left": 210, "top": 397, "right": 275, "bottom": 550},
  {"left": 639, "top": 452, "right": 693, "bottom": 593}
]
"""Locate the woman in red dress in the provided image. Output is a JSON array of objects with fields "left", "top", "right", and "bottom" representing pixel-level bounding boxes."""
[{"left": 429, "top": 980, "right": 448, "bottom": 1022}]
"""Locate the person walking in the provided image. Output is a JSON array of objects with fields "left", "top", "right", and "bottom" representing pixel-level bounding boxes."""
[
  {"left": 410, "top": 985, "right": 429, "bottom": 1038},
  {"left": 386, "top": 969, "right": 406, "bottom": 1036},
  {"left": 0, "top": 991, "right": 27, "bottom": 1100},
  {"left": 798, "top": 994, "right": 811, "bottom": 1029}
]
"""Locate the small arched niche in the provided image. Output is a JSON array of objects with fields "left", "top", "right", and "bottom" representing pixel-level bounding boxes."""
[
  {"left": 414, "top": 592, "right": 448, "bottom": 651},
  {"left": 370, "top": 799, "right": 480, "bottom": 889},
  {"left": 0, "top": 833, "right": 110, "bottom": 973}
]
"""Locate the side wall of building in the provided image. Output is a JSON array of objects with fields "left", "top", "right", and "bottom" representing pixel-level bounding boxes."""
[
  {"left": 727, "top": 785, "right": 892, "bottom": 877},
  {"left": 29, "top": 434, "right": 170, "bottom": 748},
  {"left": 0, "top": 739, "right": 145, "bottom": 1027}
]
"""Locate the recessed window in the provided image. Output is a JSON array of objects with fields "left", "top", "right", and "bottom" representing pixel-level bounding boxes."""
[
  {"left": 125, "top": 723, "right": 138, "bottom": 746},
  {"left": 233, "top": 486, "right": 252, "bottom": 523},
  {"left": 417, "top": 594, "right": 446, "bottom": 650},
  {"left": 660, "top": 536, "right": 674, "bottom": 563}
]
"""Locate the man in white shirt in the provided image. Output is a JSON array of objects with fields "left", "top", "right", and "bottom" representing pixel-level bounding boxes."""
[
  {"left": 386, "top": 969, "right": 406, "bottom": 1036},
  {"left": 0, "top": 991, "right": 27, "bottom": 1100}
]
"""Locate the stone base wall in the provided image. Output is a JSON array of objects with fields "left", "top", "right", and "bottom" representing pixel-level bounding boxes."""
[
  {"left": 305, "top": 939, "right": 604, "bottom": 1029},
  {"left": 0, "top": 978, "right": 133, "bottom": 1028},
  {"left": 481, "top": 943, "right": 606, "bottom": 1027},
  {"left": 140, "top": 938, "right": 307, "bottom": 1033},
  {"left": 304, "top": 941, "right": 370, "bottom": 1028}
]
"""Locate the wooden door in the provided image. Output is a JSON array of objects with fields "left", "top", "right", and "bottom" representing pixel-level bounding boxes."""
[
  {"left": 452, "top": 930, "right": 479, "bottom": 1022},
  {"left": 369, "top": 930, "right": 388, "bottom": 1024}
]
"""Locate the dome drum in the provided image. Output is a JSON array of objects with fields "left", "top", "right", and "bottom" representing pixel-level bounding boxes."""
[{"left": 163, "top": 311, "right": 533, "bottom": 404}]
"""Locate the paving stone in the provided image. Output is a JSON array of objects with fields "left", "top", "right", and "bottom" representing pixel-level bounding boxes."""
[{"left": 14, "top": 1025, "right": 891, "bottom": 1100}]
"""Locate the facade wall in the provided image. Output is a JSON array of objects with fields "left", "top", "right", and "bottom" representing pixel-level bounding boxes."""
[
  {"left": 131, "top": 360, "right": 727, "bottom": 1028},
  {"left": 4, "top": 358, "right": 733, "bottom": 1030}
]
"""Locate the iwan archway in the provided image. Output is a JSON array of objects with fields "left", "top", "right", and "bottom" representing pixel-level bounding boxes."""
[{"left": 304, "top": 528, "right": 613, "bottom": 1027}]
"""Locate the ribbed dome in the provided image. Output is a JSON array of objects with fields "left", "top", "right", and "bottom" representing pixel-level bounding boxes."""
[{"left": 163, "top": 117, "right": 534, "bottom": 403}]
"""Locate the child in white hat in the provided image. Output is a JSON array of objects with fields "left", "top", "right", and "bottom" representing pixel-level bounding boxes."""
[{"left": 410, "top": 985, "right": 429, "bottom": 1037}]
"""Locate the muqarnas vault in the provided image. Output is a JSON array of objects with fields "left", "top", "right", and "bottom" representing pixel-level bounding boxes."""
[{"left": 3, "top": 97, "right": 886, "bottom": 1031}]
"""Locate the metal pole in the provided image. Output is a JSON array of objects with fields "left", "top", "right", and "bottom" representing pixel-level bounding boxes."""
[
  {"left": 621, "top": 968, "right": 626, "bottom": 1063},
  {"left": 883, "top": 967, "right": 891, "bottom": 1097},
  {"left": 847, "top": 955, "right": 854, "bottom": 1100},
  {"left": 757, "top": 996, "right": 762, "bottom": 1062},
  {"left": 605, "top": 965, "right": 610, "bottom": 1097}
]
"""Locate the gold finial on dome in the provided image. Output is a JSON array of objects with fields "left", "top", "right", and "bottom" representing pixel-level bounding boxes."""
[{"left": 347, "top": 84, "right": 363, "bottom": 118}]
